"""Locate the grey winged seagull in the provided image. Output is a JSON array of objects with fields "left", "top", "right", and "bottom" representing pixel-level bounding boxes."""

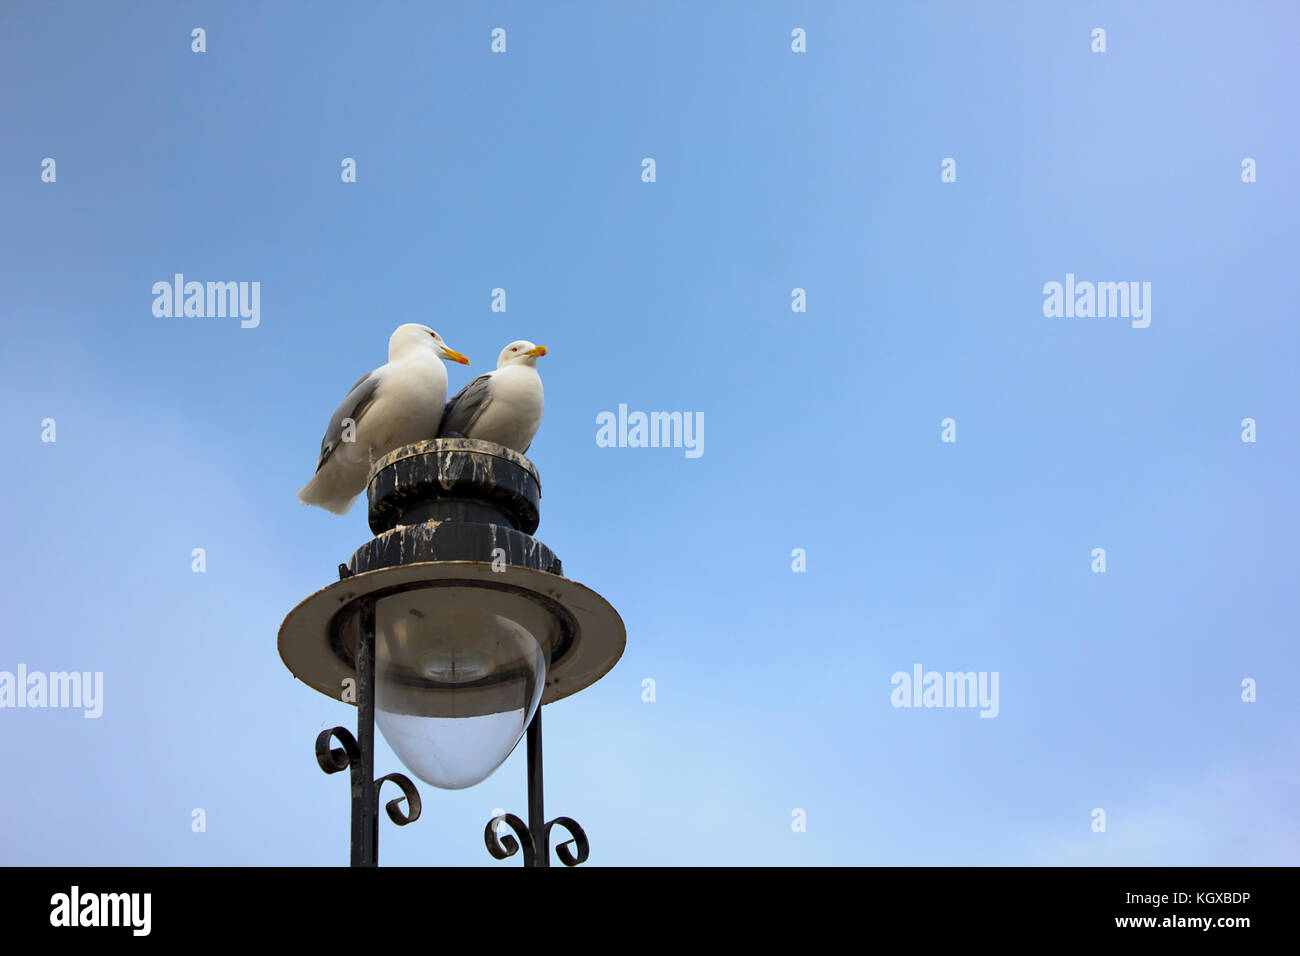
[
  {"left": 437, "top": 340, "right": 547, "bottom": 453},
  {"left": 298, "top": 323, "right": 470, "bottom": 515}
]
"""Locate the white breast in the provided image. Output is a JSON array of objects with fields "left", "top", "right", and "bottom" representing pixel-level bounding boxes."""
[
  {"left": 470, "top": 365, "right": 544, "bottom": 452},
  {"left": 342, "top": 352, "right": 448, "bottom": 468}
]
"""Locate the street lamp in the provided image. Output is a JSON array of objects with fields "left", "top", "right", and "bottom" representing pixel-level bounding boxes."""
[{"left": 278, "top": 438, "right": 626, "bottom": 866}]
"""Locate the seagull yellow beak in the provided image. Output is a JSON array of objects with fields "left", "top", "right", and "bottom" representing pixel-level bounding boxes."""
[
  {"left": 440, "top": 346, "right": 471, "bottom": 366},
  {"left": 525, "top": 345, "right": 548, "bottom": 358}
]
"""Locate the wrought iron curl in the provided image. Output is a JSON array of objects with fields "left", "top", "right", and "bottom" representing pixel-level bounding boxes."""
[
  {"left": 546, "top": 817, "right": 589, "bottom": 867},
  {"left": 376, "top": 773, "right": 421, "bottom": 825},
  {"left": 484, "top": 813, "right": 536, "bottom": 867},
  {"left": 315, "top": 726, "right": 360, "bottom": 774}
]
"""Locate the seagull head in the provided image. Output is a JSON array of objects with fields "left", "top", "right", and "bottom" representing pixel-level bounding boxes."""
[
  {"left": 390, "top": 323, "right": 470, "bottom": 365},
  {"left": 498, "top": 340, "right": 547, "bottom": 368}
]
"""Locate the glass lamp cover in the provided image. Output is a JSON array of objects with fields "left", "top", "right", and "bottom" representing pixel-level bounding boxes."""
[{"left": 372, "top": 587, "right": 552, "bottom": 790}]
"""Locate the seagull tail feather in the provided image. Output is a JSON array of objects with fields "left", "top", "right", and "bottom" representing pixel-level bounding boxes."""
[{"left": 297, "top": 467, "right": 360, "bottom": 515}]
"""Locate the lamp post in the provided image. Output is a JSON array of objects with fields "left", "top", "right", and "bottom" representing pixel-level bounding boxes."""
[{"left": 278, "top": 438, "right": 626, "bottom": 866}]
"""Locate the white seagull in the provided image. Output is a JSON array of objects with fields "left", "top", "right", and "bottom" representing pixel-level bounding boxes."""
[
  {"left": 437, "top": 340, "right": 547, "bottom": 453},
  {"left": 298, "top": 323, "right": 470, "bottom": 514}
]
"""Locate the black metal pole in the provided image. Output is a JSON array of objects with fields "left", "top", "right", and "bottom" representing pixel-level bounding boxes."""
[
  {"left": 314, "top": 577, "right": 420, "bottom": 867},
  {"left": 526, "top": 706, "right": 548, "bottom": 868},
  {"left": 355, "top": 595, "right": 377, "bottom": 867}
]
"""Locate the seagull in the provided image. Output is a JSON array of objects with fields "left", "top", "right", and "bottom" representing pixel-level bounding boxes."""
[
  {"left": 437, "top": 340, "right": 547, "bottom": 453},
  {"left": 298, "top": 323, "right": 470, "bottom": 514}
]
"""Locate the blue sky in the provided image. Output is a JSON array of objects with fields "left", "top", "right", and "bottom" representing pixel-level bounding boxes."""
[{"left": 1, "top": 1, "right": 1297, "bottom": 865}]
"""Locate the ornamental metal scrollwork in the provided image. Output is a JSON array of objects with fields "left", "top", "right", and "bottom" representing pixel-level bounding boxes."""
[
  {"left": 315, "top": 726, "right": 359, "bottom": 773},
  {"left": 546, "top": 816, "right": 589, "bottom": 867},
  {"left": 483, "top": 813, "right": 588, "bottom": 867},
  {"left": 484, "top": 813, "right": 537, "bottom": 867},
  {"left": 376, "top": 772, "right": 421, "bottom": 826},
  {"left": 314, "top": 726, "right": 421, "bottom": 866}
]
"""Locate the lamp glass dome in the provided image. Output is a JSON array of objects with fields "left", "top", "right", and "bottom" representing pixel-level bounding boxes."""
[{"left": 371, "top": 586, "right": 556, "bottom": 790}]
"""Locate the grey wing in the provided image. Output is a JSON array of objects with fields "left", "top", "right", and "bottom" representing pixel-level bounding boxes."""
[
  {"left": 438, "top": 373, "right": 494, "bottom": 437},
  {"left": 315, "top": 371, "right": 382, "bottom": 472}
]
